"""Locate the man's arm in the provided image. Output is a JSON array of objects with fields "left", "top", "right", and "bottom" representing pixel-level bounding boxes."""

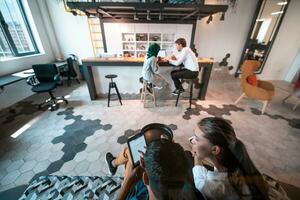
[
  {"left": 117, "top": 166, "right": 144, "bottom": 200},
  {"left": 169, "top": 48, "right": 188, "bottom": 66},
  {"left": 117, "top": 176, "right": 137, "bottom": 200}
]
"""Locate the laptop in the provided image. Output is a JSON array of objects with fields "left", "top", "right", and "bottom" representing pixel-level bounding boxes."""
[{"left": 158, "top": 50, "right": 166, "bottom": 58}]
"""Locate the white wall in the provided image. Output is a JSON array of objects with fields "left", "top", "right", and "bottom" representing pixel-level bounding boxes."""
[
  {"left": 104, "top": 23, "right": 192, "bottom": 55},
  {"left": 285, "top": 48, "right": 300, "bottom": 83},
  {"left": 260, "top": 0, "right": 300, "bottom": 81},
  {"left": 45, "top": 0, "right": 94, "bottom": 60},
  {"left": 194, "top": 0, "right": 258, "bottom": 70},
  {"left": 0, "top": 0, "right": 56, "bottom": 110}
]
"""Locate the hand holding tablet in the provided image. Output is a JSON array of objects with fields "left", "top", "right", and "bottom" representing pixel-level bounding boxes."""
[{"left": 127, "top": 133, "right": 147, "bottom": 168}]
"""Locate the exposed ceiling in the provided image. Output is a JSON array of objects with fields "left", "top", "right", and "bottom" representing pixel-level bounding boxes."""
[{"left": 66, "top": 1, "right": 229, "bottom": 22}]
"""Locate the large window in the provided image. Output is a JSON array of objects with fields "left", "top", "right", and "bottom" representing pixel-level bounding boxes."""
[{"left": 0, "top": 0, "right": 38, "bottom": 60}]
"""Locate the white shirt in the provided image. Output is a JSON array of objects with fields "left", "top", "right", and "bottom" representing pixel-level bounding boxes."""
[
  {"left": 193, "top": 165, "right": 240, "bottom": 200},
  {"left": 142, "top": 56, "right": 158, "bottom": 83},
  {"left": 169, "top": 47, "right": 199, "bottom": 72}
]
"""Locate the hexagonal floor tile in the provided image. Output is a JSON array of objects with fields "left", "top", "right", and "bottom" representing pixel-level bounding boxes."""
[
  {"left": 74, "top": 151, "right": 88, "bottom": 162},
  {"left": 14, "top": 170, "right": 34, "bottom": 186},
  {"left": 86, "top": 151, "right": 100, "bottom": 162},
  {"left": 74, "top": 161, "right": 90, "bottom": 175},
  {"left": 1, "top": 170, "right": 21, "bottom": 185},
  {"left": 33, "top": 160, "right": 51, "bottom": 174},
  {"left": 19, "top": 160, "right": 37, "bottom": 173},
  {"left": 6, "top": 160, "right": 24, "bottom": 173}
]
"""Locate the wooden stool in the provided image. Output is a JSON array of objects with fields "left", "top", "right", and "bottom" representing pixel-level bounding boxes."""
[
  {"left": 141, "top": 79, "right": 156, "bottom": 108},
  {"left": 105, "top": 74, "right": 122, "bottom": 107},
  {"left": 175, "top": 79, "right": 195, "bottom": 109}
]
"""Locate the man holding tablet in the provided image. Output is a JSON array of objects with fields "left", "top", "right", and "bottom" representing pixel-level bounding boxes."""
[{"left": 105, "top": 124, "right": 200, "bottom": 200}]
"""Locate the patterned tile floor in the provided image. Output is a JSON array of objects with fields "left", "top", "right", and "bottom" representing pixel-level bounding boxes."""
[{"left": 0, "top": 69, "right": 299, "bottom": 199}]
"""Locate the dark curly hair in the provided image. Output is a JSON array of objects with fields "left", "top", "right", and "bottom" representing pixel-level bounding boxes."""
[{"left": 144, "top": 139, "right": 197, "bottom": 200}]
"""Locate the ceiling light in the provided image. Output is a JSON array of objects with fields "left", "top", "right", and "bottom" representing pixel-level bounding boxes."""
[
  {"left": 134, "top": 11, "right": 139, "bottom": 20},
  {"left": 220, "top": 12, "right": 225, "bottom": 21},
  {"left": 71, "top": 11, "right": 77, "bottom": 16},
  {"left": 147, "top": 10, "right": 151, "bottom": 21},
  {"left": 159, "top": 12, "right": 163, "bottom": 20},
  {"left": 85, "top": 12, "right": 90, "bottom": 17},
  {"left": 271, "top": 11, "right": 284, "bottom": 15},
  {"left": 256, "top": 18, "right": 265, "bottom": 22},
  {"left": 277, "top": 2, "right": 288, "bottom": 5},
  {"left": 206, "top": 15, "right": 213, "bottom": 24}
]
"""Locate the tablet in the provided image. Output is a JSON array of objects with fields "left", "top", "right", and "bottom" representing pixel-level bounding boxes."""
[{"left": 127, "top": 133, "right": 146, "bottom": 168}]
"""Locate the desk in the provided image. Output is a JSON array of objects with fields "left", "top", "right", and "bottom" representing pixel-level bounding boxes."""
[
  {"left": 82, "top": 57, "right": 214, "bottom": 101},
  {"left": 0, "top": 61, "right": 67, "bottom": 93}
]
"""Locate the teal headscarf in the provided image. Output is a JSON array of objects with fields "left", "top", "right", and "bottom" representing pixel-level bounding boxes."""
[{"left": 147, "top": 43, "right": 160, "bottom": 59}]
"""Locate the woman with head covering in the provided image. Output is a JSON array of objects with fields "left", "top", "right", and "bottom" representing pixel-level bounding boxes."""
[{"left": 140, "top": 43, "right": 163, "bottom": 92}]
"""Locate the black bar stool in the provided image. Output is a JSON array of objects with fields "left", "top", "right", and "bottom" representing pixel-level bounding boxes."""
[
  {"left": 175, "top": 79, "right": 196, "bottom": 109},
  {"left": 105, "top": 74, "right": 122, "bottom": 107}
]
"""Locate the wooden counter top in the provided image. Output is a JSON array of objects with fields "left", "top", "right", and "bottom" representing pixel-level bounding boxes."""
[
  {"left": 82, "top": 56, "right": 214, "bottom": 101},
  {"left": 82, "top": 57, "right": 214, "bottom": 64}
]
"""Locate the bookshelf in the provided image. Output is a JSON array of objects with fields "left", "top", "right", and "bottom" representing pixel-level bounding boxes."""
[{"left": 122, "top": 32, "right": 175, "bottom": 57}]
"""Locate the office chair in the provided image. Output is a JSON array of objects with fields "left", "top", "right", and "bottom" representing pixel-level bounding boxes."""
[
  {"left": 27, "top": 64, "right": 68, "bottom": 111},
  {"left": 60, "top": 56, "right": 80, "bottom": 86}
]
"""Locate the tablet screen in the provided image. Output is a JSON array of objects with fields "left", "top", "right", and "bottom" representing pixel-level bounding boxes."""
[{"left": 128, "top": 134, "right": 146, "bottom": 167}]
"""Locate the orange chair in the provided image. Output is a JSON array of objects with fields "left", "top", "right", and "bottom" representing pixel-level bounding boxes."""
[{"left": 235, "top": 60, "right": 275, "bottom": 114}]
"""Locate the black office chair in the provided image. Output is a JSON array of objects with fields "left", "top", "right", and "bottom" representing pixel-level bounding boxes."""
[
  {"left": 27, "top": 64, "right": 68, "bottom": 111},
  {"left": 60, "top": 56, "right": 80, "bottom": 86}
]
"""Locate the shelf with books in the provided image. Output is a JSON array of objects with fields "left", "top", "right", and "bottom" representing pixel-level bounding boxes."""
[
  {"left": 136, "top": 33, "right": 148, "bottom": 42},
  {"left": 122, "top": 33, "right": 135, "bottom": 42},
  {"left": 123, "top": 51, "right": 135, "bottom": 57}
]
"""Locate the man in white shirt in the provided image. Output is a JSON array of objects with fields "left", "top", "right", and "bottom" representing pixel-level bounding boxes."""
[{"left": 167, "top": 38, "right": 199, "bottom": 94}]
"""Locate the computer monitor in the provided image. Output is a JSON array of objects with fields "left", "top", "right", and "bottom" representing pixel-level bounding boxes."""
[{"left": 158, "top": 50, "right": 166, "bottom": 58}]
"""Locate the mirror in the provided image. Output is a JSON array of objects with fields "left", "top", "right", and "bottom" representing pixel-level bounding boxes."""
[{"left": 235, "top": 0, "right": 289, "bottom": 76}]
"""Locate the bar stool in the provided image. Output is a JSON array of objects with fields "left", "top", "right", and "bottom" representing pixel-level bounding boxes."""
[
  {"left": 175, "top": 79, "right": 196, "bottom": 109},
  {"left": 141, "top": 79, "right": 156, "bottom": 108},
  {"left": 105, "top": 74, "right": 122, "bottom": 107}
]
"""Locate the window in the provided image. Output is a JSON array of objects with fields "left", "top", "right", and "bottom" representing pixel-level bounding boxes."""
[{"left": 0, "top": 0, "right": 38, "bottom": 60}]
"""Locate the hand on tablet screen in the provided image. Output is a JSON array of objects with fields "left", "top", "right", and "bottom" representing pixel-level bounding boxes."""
[{"left": 138, "top": 146, "right": 146, "bottom": 168}]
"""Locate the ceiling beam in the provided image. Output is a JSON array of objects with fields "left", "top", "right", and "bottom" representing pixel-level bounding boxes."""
[
  {"left": 67, "top": 2, "right": 228, "bottom": 12},
  {"left": 66, "top": 2, "right": 228, "bottom": 21},
  {"left": 97, "top": 7, "right": 115, "bottom": 19},
  {"left": 181, "top": 9, "right": 200, "bottom": 20}
]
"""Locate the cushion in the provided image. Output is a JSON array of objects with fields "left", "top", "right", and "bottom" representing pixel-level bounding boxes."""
[
  {"left": 247, "top": 75, "right": 258, "bottom": 86},
  {"left": 32, "top": 82, "right": 57, "bottom": 93},
  {"left": 19, "top": 175, "right": 123, "bottom": 200}
]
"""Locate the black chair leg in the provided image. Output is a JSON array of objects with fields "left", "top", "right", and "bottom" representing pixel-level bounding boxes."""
[
  {"left": 108, "top": 84, "right": 111, "bottom": 107},
  {"left": 114, "top": 83, "right": 123, "bottom": 106},
  {"left": 175, "top": 92, "right": 180, "bottom": 107},
  {"left": 48, "top": 91, "right": 58, "bottom": 111},
  {"left": 57, "top": 96, "right": 68, "bottom": 104},
  {"left": 188, "top": 82, "right": 194, "bottom": 110},
  {"left": 76, "top": 79, "right": 80, "bottom": 84}
]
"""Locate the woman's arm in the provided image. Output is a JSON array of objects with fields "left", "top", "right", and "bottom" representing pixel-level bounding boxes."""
[{"left": 149, "top": 57, "right": 159, "bottom": 73}]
